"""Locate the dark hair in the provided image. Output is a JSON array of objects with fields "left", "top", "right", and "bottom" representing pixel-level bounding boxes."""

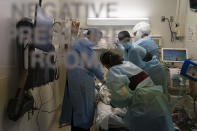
[
  {"left": 16, "top": 17, "right": 34, "bottom": 29},
  {"left": 118, "top": 31, "right": 131, "bottom": 41},
  {"left": 100, "top": 51, "right": 123, "bottom": 68}
]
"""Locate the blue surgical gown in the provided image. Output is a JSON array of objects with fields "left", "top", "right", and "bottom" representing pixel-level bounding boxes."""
[
  {"left": 135, "top": 36, "right": 159, "bottom": 58},
  {"left": 59, "top": 38, "right": 104, "bottom": 129},
  {"left": 124, "top": 86, "right": 174, "bottom": 131},
  {"left": 118, "top": 44, "right": 168, "bottom": 95},
  {"left": 144, "top": 57, "right": 168, "bottom": 95},
  {"left": 117, "top": 44, "right": 146, "bottom": 65},
  {"left": 106, "top": 62, "right": 174, "bottom": 131}
]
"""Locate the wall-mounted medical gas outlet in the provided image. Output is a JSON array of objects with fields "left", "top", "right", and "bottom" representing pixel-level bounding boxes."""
[
  {"left": 161, "top": 16, "right": 174, "bottom": 22},
  {"left": 161, "top": 16, "right": 184, "bottom": 40},
  {"left": 170, "top": 16, "right": 174, "bottom": 22},
  {"left": 161, "top": 16, "right": 166, "bottom": 22}
]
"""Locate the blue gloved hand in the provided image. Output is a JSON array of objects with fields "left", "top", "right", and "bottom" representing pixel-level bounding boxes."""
[{"left": 114, "top": 40, "right": 120, "bottom": 46}]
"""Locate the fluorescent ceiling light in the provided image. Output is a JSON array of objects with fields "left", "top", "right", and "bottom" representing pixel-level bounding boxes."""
[{"left": 87, "top": 18, "right": 149, "bottom": 26}]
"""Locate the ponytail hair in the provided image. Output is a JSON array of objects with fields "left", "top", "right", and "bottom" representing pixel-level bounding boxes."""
[{"left": 100, "top": 51, "right": 123, "bottom": 68}]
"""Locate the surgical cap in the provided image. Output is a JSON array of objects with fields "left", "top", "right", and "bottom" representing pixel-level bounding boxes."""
[{"left": 132, "top": 22, "right": 151, "bottom": 36}]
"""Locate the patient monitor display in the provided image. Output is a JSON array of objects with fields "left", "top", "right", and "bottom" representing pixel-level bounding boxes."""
[
  {"left": 190, "top": 0, "right": 197, "bottom": 10},
  {"left": 181, "top": 59, "right": 197, "bottom": 82},
  {"left": 162, "top": 48, "right": 188, "bottom": 62}
]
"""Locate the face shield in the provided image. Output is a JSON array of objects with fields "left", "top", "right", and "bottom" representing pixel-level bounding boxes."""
[{"left": 87, "top": 28, "right": 103, "bottom": 46}]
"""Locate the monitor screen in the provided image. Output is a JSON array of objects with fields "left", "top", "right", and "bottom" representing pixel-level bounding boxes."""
[
  {"left": 190, "top": 0, "right": 197, "bottom": 10},
  {"left": 162, "top": 48, "right": 188, "bottom": 62}
]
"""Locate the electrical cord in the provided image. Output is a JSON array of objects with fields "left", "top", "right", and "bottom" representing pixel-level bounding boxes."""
[
  {"left": 36, "top": 87, "right": 42, "bottom": 131},
  {"left": 36, "top": 109, "right": 41, "bottom": 131},
  {"left": 165, "top": 18, "right": 175, "bottom": 42},
  {"left": 168, "top": 18, "right": 174, "bottom": 42},
  {"left": 55, "top": 67, "right": 60, "bottom": 80},
  {"left": 194, "top": 94, "right": 197, "bottom": 117},
  {"left": 24, "top": 43, "right": 29, "bottom": 50}
]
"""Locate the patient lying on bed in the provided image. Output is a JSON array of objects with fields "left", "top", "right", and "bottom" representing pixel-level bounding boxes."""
[{"left": 95, "top": 83, "right": 129, "bottom": 131}]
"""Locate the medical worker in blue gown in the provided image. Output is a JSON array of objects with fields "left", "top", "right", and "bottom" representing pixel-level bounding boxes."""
[
  {"left": 116, "top": 31, "right": 153, "bottom": 63},
  {"left": 116, "top": 31, "right": 168, "bottom": 95},
  {"left": 59, "top": 28, "right": 104, "bottom": 131},
  {"left": 100, "top": 51, "right": 175, "bottom": 131},
  {"left": 133, "top": 22, "right": 159, "bottom": 58}
]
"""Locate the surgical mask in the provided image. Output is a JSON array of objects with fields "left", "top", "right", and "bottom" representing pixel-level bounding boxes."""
[{"left": 123, "top": 42, "right": 132, "bottom": 50}]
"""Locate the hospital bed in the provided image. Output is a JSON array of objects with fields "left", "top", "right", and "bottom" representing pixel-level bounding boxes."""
[
  {"left": 95, "top": 83, "right": 129, "bottom": 131},
  {"left": 95, "top": 83, "right": 181, "bottom": 131}
]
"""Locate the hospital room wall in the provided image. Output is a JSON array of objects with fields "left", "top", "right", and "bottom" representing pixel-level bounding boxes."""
[
  {"left": 0, "top": 0, "right": 65, "bottom": 131},
  {"left": 67, "top": 0, "right": 185, "bottom": 50},
  {"left": 184, "top": 0, "right": 197, "bottom": 58}
]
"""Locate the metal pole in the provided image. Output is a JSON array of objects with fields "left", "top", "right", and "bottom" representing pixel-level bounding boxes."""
[{"left": 39, "top": 0, "right": 42, "bottom": 6}]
